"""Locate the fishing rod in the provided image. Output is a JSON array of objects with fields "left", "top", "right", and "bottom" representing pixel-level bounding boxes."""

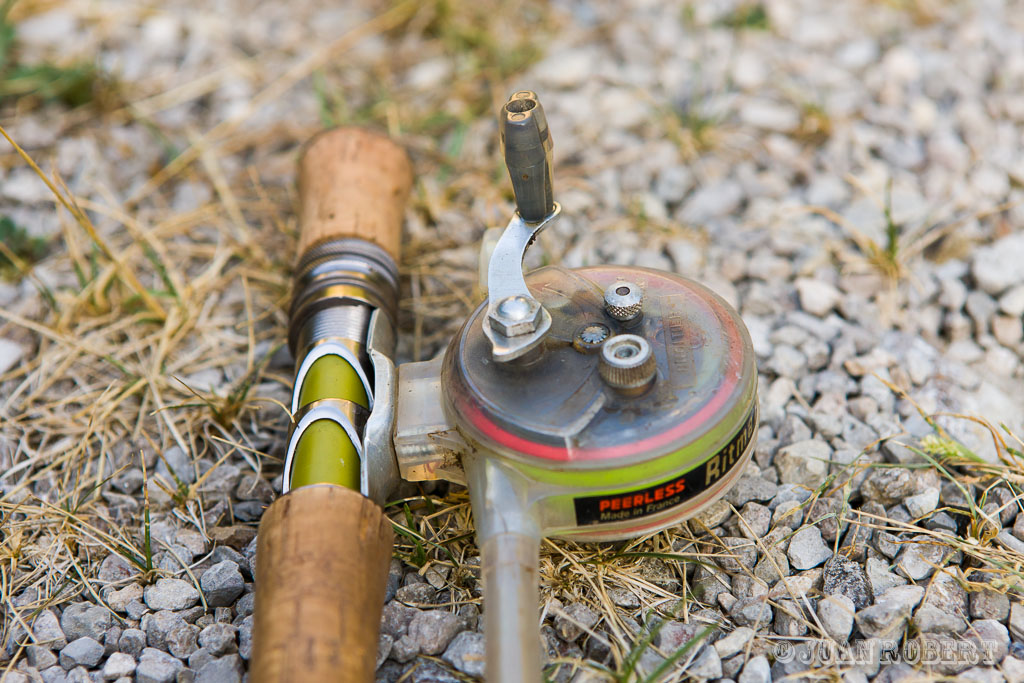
[
  {"left": 252, "top": 90, "right": 759, "bottom": 682},
  {"left": 251, "top": 128, "right": 411, "bottom": 682}
]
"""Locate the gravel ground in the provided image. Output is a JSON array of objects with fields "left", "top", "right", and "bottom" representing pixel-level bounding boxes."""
[{"left": 3, "top": 0, "right": 1024, "bottom": 682}]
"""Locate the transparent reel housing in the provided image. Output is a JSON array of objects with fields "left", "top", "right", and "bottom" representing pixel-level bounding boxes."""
[{"left": 448, "top": 264, "right": 757, "bottom": 540}]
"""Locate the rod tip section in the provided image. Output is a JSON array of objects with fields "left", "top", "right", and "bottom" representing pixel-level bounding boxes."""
[
  {"left": 500, "top": 91, "right": 554, "bottom": 223},
  {"left": 297, "top": 127, "right": 413, "bottom": 262}
]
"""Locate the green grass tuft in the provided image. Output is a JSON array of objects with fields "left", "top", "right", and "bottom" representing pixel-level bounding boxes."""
[
  {"left": 0, "top": 215, "right": 48, "bottom": 275},
  {"left": 0, "top": 0, "right": 107, "bottom": 107},
  {"left": 716, "top": 3, "right": 770, "bottom": 30}
]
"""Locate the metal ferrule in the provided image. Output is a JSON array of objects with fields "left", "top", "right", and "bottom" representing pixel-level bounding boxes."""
[
  {"left": 288, "top": 238, "right": 400, "bottom": 355},
  {"left": 284, "top": 239, "right": 401, "bottom": 503}
]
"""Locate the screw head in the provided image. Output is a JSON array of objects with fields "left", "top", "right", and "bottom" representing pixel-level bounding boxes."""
[
  {"left": 573, "top": 323, "right": 610, "bottom": 353},
  {"left": 604, "top": 281, "right": 644, "bottom": 322},
  {"left": 489, "top": 295, "right": 543, "bottom": 336},
  {"left": 599, "top": 334, "right": 657, "bottom": 393}
]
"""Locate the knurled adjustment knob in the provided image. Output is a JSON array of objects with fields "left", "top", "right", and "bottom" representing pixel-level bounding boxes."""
[
  {"left": 599, "top": 334, "right": 657, "bottom": 394},
  {"left": 603, "top": 281, "right": 643, "bottom": 322}
]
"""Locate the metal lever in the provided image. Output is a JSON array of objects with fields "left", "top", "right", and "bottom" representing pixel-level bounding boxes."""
[{"left": 483, "top": 91, "right": 559, "bottom": 362}]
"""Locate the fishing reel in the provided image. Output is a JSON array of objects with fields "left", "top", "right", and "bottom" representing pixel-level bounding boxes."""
[
  {"left": 393, "top": 91, "right": 759, "bottom": 680},
  {"left": 252, "top": 91, "right": 758, "bottom": 683}
]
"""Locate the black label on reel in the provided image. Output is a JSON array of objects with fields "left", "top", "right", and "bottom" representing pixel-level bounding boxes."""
[{"left": 573, "top": 407, "right": 757, "bottom": 527}]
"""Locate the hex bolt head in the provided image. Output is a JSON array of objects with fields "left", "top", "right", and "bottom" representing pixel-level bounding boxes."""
[
  {"left": 599, "top": 334, "right": 657, "bottom": 393},
  {"left": 489, "top": 295, "right": 543, "bottom": 337},
  {"left": 604, "top": 281, "right": 644, "bottom": 322}
]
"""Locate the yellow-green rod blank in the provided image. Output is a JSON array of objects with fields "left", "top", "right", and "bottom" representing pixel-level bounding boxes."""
[{"left": 290, "top": 354, "right": 368, "bottom": 490}]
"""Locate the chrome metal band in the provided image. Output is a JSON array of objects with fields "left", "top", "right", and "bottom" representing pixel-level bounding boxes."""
[
  {"left": 288, "top": 239, "right": 400, "bottom": 353},
  {"left": 281, "top": 398, "right": 369, "bottom": 495}
]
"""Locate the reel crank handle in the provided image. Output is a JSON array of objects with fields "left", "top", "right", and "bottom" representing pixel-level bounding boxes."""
[{"left": 252, "top": 128, "right": 413, "bottom": 683}]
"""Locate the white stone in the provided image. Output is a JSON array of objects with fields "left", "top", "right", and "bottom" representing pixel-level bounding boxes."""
[
  {"left": 15, "top": 9, "right": 77, "bottom": 46},
  {"left": 775, "top": 439, "right": 831, "bottom": 488},
  {"left": 103, "top": 652, "right": 137, "bottom": 679},
  {"left": 143, "top": 578, "right": 201, "bottom": 611},
  {"left": 787, "top": 526, "right": 832, "bottom": 570},
  {"left": 818, "top": 594, "right": 855, "bottom": 642},
  {"left": 732, "top": 52, "right": 767, "bottom": 89},
  {"left": 837, "top": 39, "right": 879, "bottom": 69},
  {"left": 738, "top": 655, "right": 771, "bottom": 683},
  {"left": 0, "top": 339, "right": 25, "bottom": 376},
  {"left": 999, "top": 285, "right": 1024, "bottom": 316},
  {"left": 678, "top": 180, "right": 743, "bottom": 224},
  {"left": 740, "top": 99, "right": 800, "bottom": 132},
  {"left": 687, "top": 644, "right": 722, "bottom": 679},
  {"left": 972, "top": 233, "right": 1024, "bottom": 295},
  {"left": 904, "top": 488, "right": 939, "bottom": 518},
  {"left": 713, "top": 626, "right": 753, "bottom": 659},
  {"left": 993, "top": 315, "right": 1023, "bottom": 347},
  {"left": 407, "top": 58, "right": 452, "bottom": 91},
  {"left": 601, "top": 88, "right": 648, "bottom": 129},
  {"left": 883, "top": 46, "right": 921, "bottom": 82},
  {"left": 796, "top": 278, "right": 841, "bottom": 316},
  {"left": 2, "top": 169, "right": 53, "bottom": 204},
  {"left": 534, "top": 49, "right": 595, "bottom": 88}
]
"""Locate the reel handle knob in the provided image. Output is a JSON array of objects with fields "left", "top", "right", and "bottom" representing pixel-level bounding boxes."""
[{"left": 500, "top": 91, "right": 554, "bottom": 223}]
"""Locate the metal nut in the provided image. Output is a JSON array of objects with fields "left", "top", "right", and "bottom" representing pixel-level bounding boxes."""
[
  {"left": 604, "top": 281, "right": 643, "bottom": 322},
  {"left": 599, "top": 334, "right": 656, "bottom": 393},
  {"left": 489, "top": 295, "right": 543, "bottom": 337}
]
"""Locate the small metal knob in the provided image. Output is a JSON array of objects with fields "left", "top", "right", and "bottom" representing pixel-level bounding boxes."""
[
  {"left": 604, "top": 281, "right": 643, "bottom": 322},
  {"left": 599, "top": 334, "right": 656, "bottom": 394}
]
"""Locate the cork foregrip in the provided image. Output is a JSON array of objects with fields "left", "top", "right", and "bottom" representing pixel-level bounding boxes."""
[
  {"left": 251, "top": 485, "right": 394, "bottom": 683},
  {"left": 297, "top": 127, "right": 413, "bottom": 262}
]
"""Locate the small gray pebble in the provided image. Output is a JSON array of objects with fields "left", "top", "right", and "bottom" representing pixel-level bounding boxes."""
[
  {"left": 970, "top": 588, "right": 1010, "bottom": 622},
  {"left": 376, "top": 632, "right": 393, "bottom": 670},
  {"left": 198, "top": 623, "right": 237, "bottom": 656},
  {"left": 200, "top": 561, "right": 245, "bottom": 607},
  {"left": 555, "top": 602, "right": 599, "bottom": 643},
  {"left": 407, "top": 610, "right": 463, "bottom": 655},
  {"left": 390, "top": 634, "right": 419, "bottom": 663},
  {"left": 233, "top": 592, "right": 254, "bottom": 619},
  {"left": 60, "top": 603, "right": 110, "bottom": 643},
  {"left": 118, "top": 628, "right": 147, "bottom": 657},
  {"left": 817, "top": 594, "right": 855, "bottom": 642},
  {"left": 441, "top": 631, "right": 485, "bottom": 677},
  {"left": 380, "top": 602, "right": 418, "bottom": 638},
  {"left": 59, "top": 637, "right": 104, "bottom": 669},
  {"left": 738, "top": 654, "right": 771, "bottom": 683},
  {"left": 237, "top": 616, "right": 252, "bottom": 660},
  {"left": 787, "top": 526, "right": 832, "bottom": 570},
  {"left": 144, "top": 579, "right": 200, "bottom": 611},
  {"left": 188, "top": 647, "right": 214, "bottom": 671},
  {"left": 102, "top": 652, "right": 137, "bottom": 679},
  {"left": 394, "top": 582, "right": 435, "bottom": 605},
  {"left": 822, "top": 554, "right": 873, "bottom": 609},
  {"left": 235, "top": 474, "right": 274, "bottom": 503},
  {"left": 26, "top": 644, "right": 57, "bottom": 670},
  {"left": 195, "top": 654, "right": 243, "bottom": 683},
  {"left": 135, "top": 649, "right": 183, "bottom": 683}
]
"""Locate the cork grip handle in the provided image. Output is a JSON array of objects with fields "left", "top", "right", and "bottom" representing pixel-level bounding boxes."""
[
  {"left": 252, "top": 485, "right": 394, "bottom": 683},
  {"left": 297, "top": 127, "right": 414, "bottom": 262}
]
